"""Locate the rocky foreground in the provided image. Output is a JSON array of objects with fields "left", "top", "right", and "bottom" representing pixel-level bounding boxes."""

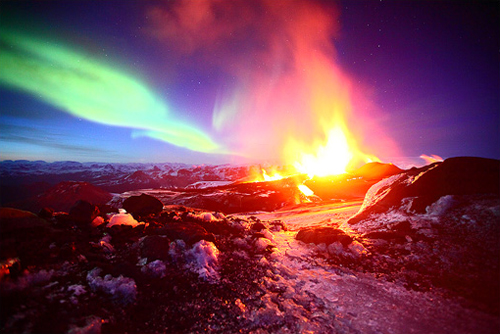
[{"left": 0, "top": 157, "right": 499, "bottom": 333}]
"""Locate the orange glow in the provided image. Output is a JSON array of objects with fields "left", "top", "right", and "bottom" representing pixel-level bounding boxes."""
[
  {"left": 262, "top": 169, "right": 284, "bottom": 181},
  {"left": 287, "top": 124, "right": 380, "bottom": 178},
  {"left": 248, "top": 168, "right": 286, "bottom": 183},
  {"left": 281, "top": 54, "right": 380, "bottom": 178},
  {"left": 297, "top": 184, "right": 314, "bottom": 197}
]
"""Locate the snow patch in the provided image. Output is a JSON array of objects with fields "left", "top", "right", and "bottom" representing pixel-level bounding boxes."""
[
  {"left": 107, "top": 213, "right": 142, "bottom": 227},
  {"left": 86, "top": 268, "right": 137, "bottom": 305},
  {"left": 186, "top": 240, "right": 220, "bottom": 281},
  {"left": 140, "top": 260, "right": 167, "bottom": 278},
  {"left": 426, "top": 195, "right": 456, "bottom": 216},
  {"left": 0, "top": 269, "right": 54, "bottom": 292}
]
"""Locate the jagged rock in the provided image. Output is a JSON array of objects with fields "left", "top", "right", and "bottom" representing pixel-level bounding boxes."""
[
  {"left": 296, "top": 227, "right": 353, "bottom": 246},
  {"left": 69, "top": 200, "right": 99, "bottom": 224},
  {"left": 123, "top": 193, "right": 163, "bottom": 218},
  {"left": 349, "top": 157, "right": 500, "bottom": 224}
]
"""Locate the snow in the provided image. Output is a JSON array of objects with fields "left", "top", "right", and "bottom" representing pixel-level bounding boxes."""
[
  {"left": 107, "top": 212, "right": 142, "bottom": 227},
  {"left": 238, "top": 199, "right": 363, "bottom": 231},
  {"left": 140, "top": 259, "right": 167, "bottom": 278},
  {"left": 86, "top": 268, "right": 137, "bottom": 305},
  {"left": 68, "top": 284, "right": 87, "bottom": 304},
  {"left": 186, "top": 240, "right": 220, "bottom": 281},
  {"left": 68, "top": 284, "right": 87, "bottom": 296},
  {"left": 425, "top": 194, "right": 456, "bottom": 216},
  {"left": 185, "top": 180, "right": 233, "bottom": 189},
  {"left": 249, "top": 226, "right": 498, "bottom": 334},
  {"left": 0, "top": 269, "right": 54, "bottom": 292}
]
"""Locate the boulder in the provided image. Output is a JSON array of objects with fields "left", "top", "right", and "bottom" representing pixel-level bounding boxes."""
[
  {"left": 123, "top": 194, "right": 163, "bottom": 218},
  {"left": 349, "top": 157, "right": 500, "bottom": 224},
  {"left": 69, "top": 200, "right": 99, "bottom": 224},
  {"left": 296, "top": 227, "right": 353, "bottom": 246}
]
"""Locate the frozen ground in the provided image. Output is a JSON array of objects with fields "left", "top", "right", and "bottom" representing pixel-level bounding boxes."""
[
  {"left": 245, "top": 199, "right": 363, "bottom": 231},
  {"left": 1, "top": 196, "right": 498, "bottom": 333},
  {"left": 234, "top": 200, "right": 499, "bottom": 333}
]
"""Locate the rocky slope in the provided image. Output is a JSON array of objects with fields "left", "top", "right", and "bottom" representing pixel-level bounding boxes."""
[{"left": 0, "top": 157, "right": 499, "bottom": 333}]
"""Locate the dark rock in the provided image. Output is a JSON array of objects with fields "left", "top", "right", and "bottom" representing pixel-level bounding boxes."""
[
  {"left": 296, "top": 227, "right": 353, "bottom": 246},
  {"left": 349, "top": 157, "right": 500, "bottom": 224},
  {"left": 38, "top": 207, "right": 54, "bottom": 220},
  {"left": 0, "top": 207, "right": 51, "bottom": 235},
  {"left": 97, "top": 204, "right": 118, "bottom": 216},
  {"left": 155, "top": 222, "right": 215, "bottom": 245},
  {"left": 69, "top": 200, "right": 99, "bottom": 224},
  {"left": 140, "top": 235, "right": 170, "bottom": 261},
  {"left": 390, "top": 220, "right": 413, "bottom": 233},
  {"left": 107, "top": 224, "right": 145, "bottom": 247},
  {"left": 251, "top": 221, "right": 267, "bottom": 231},
  {"left": 107, "top": 224, "right": 134, "bottom": 236},
  {"left": 123, "top": 194, "right": 163, "bottom": 218}
]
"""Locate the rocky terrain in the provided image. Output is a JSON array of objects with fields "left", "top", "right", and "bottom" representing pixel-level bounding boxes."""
[{"left": 0, "top": 157, "right": 499, "bottom": 333}]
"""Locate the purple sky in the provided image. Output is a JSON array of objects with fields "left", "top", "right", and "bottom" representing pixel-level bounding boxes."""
[{"left": 0, "top": 0, "right": 498, "bottom": 168}]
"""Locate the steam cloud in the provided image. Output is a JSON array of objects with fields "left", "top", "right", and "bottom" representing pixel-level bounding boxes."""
[{"left": 148, "top": 0, "right": 398, "bottom": 163}]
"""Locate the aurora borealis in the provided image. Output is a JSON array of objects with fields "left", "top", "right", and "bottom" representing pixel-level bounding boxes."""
[
  {"left": 0, "top": 0, "right": 498, "bottom": 166},
  {"left": 0, "top": 30, "right": 220, "bottom": 154}
]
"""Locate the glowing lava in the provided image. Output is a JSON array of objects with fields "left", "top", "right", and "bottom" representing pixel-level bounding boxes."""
[
  {"left": 297, "top": 184, "right": 314, "bottom": 197},
  {"left": 262, "top": 169, "right": 284, "bottom": 182},
  {"left": 292, "top": 127, "right": 379, "bottom": 178}
]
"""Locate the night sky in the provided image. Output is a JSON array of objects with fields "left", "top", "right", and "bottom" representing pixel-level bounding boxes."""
[{"left": 0, "top": 0, "right": 498, "bottom": 168}]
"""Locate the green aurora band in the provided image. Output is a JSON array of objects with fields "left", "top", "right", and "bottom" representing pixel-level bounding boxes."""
[{"left": 0, "top": 31, "right": 221, "bottom": 154}]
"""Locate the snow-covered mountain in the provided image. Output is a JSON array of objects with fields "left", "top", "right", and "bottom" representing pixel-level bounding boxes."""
[{"left": 0, "top": 160, "right": 251, "bottom": 205}]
